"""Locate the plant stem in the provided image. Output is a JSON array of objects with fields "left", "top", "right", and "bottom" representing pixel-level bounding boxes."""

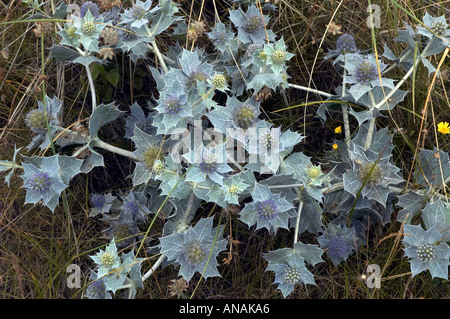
[
  {"left": 141, "top": 254, "right": 166, "bottom": 282},
  {"left": 91, "top": 139, "right": 140, "bottom": 161},
  {"left": 288, "top": 83, "right": 333, "bottom": 98},
  {"left": 341, "top": 66, "right": 351, "bottom": 148},
  {"left": 364, "top": 90, "right": 377, "bottom": 150},
  {"left": 151, "top": 40, "right": 169, "bottom": 73},
  {"left": 85, "top": 64, "right": 97, "bottom": 110},
  {"left": 293, "top": 198, "right": 304, "bottom": 245},
  {"left": 373, "top": 41, "right": 431, "bottom": 110}
]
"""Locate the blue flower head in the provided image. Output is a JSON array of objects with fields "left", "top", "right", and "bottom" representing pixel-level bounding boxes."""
[
  {"left": 238, "top": 182, "right": 295, "bottom": 233},
  {"left": 89, "top": 192, "right": 117, "bottom": 217},
  {"left": 84, "top": 270, "right": 112, "bottom": 299},
  {"left": 80, "top": 1, "right": 100, "bottom": 18},
  {"left": 318, "top": 223, "right": 358, "bottom": 266},
  {"left": 25, "top": 95, "right": 63, "bottom": 150},
  {"left": 417, "top": 12, "right": 450, "bottom": 44},
  {"left": 159, "top": 217, "right": 228, "bottom": 282},
  {"left": 403, "top": 224, "right": 450, "bottom": 279},
  {"left": 229, "top": 5, "right": 274, "bottom": 44},
  {"left": 21, "top": 155, "right": 68, "bottom": 212}
]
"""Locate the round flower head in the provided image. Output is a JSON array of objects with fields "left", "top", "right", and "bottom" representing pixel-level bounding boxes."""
[
  {"left": 355, "top": 59, "right": 378, "bottom": 85},
  {"left": 199, "top": 153, "right": 219, "bottom": 174},
  {"left": 66, "top": 27, "right": 77, "bottom": 38},
  {"left": 416, "top": 243, "right": 436, "bottom": 262},
  {"left": 336, "top": 34, "right": 357, "bottom": 55},
  {"left": 211, "top": 73, "right": 227, "bottom": 89},
  {"left": 132, "top": 5, "right": 146, "bottom": 20},
  {"left": 358, "top": 162, "right": 382, "bottom": 185},
  {"left": 81, "top": 21, "right": 96, "bottom": 36},
  {"left": 122, "top": 26, "right": 137, "bottom": 40},
  {"left": 258, "top": 198, "right": 278, "bottom": 220},
  {"left": 29, "top": 172, "right": 51, "bottom": 193},
  {"left": 80, "top": 1, "right": 99, "bottom": 18},
  {"left": 123, "top": 201, "right": 139, "bottom": 216},
  {"left": 318, "top": 223, "right": 358, "bottom": 266},
  {"left": 142, "top": 146, "right": 161, "bottom": 169},
  {"left": 100, "top": 27, "right": 119, "bottom": 46},
  {"left": 164, "top": 95, "right": 183, "bottom": 114},
  {"left": 234, "top": 104, "right": 257, "bottom": 129},
  {"left": 100, "top": 252, "right": 115, "bottom": 267},
  {"left": 327, "top": 237, "right": 353, "bottom": 260},
  {"left": 284, "top": 265, "right": 302, "bottom": 285},
  {"left": 246, "top": 42, "right": 263, "bottom": 57},
  {"left": 244, "top": 14, "right": 263, "bottom": 34},
  {"left": 25, "top": 109, "right": 48, "bottom": 132},
  {"left": 185, "top": 240, "right": 207, "bottom": 265},
  {"left": 430, "top": 20, "right": 447, "bottom": 35},
  {"left": 272, "top": 50, "right": 286, "bottom": 64},
  {"left": 84, "top": 278, "right": 107, "bottom": 299},
  {"left": 228, "top": 184, "right": 239, "bottom": 195},
  {"left": 90, "top": 193, "right": 106, "bottom": 210},
  {"left": 152, "top": 161, "right": 164, "bottom": 174},
  {"left": 186, "top": 70, "right": 209, "bottom": 88}
]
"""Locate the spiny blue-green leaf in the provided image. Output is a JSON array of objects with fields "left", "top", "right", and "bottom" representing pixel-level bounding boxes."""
[{"left": 89, "top": 103, "right": 126, "bottom": 137}]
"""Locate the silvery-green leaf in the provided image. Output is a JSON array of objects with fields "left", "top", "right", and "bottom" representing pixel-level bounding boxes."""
[
  {"left": 89, "top": 103, "right": 125, "bottom": 137},
  {"left": 396, "top": 191, "right": 426, "bottom": 223},
  {"left": 420, "top": 56, "right": 437, "bottom": 75},
  {"left": 292, "top": 241, "right": 324, "bottom": 266},
  {"left": 415, "top": 147, "right": 450, "bottom": 187},
  {"left": 421, "top": 199, "right": 450, "bottom": 231},
  {"left": 57, "top": 155, "right": 83, "bottom": 184},
  {"left": 279, "top": 152, "right": 311, "bottom": 182}
]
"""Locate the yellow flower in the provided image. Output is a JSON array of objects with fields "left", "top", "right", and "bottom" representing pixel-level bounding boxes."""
[
  {"left": 438, "top": 122, "right": 450, "bottom": 134},
  {"left": 332, "top": 143, "right": 338, "bottom": 150},
  {"left": 334, "top": 126, "right": 342, "bottom": 134}
]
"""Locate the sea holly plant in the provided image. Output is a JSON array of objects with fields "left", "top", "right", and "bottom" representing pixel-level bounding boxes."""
[{"left": 3, "top": 1, "right": 450, "bottom": 300}]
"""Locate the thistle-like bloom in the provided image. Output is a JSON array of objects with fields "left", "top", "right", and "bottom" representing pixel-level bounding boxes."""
[
  {"left": 25, "top": 109, "right": 49, "bottom": 133},
  {"left": 84, "top": 270, "right": 111, "bottom": 299},
  {"left": 73, "top": 10, "right": 106, "bottom": 52},
  {"left": 336, "top": 33, "right": 357, "bottom": 55},
  {"left": 262, "top": 37, "right": 295, "bottom": 74},
  {"left": 239, "top": 183, "right": 295, "bottom": 233},
  {"left": 176, "top": 49, "right": 213, "bottom": 91},
  {"left": 21, "top": 155, "right": 68, "bottom": 212},
  {"left": 90, "top": 240, "right": 122, "bottom": 280},
  {"left": 344, "top": 53, "right": 395, "bottom": 101},
  {"left": 343, "top": 142, "right": 404, "bottom": 207},
  {"left": 228, "top": 5, "right": 274, "bottom": 44},
  {"left": 207, "top": 21, "right": 236, "bottom": 53},
  {"left": 153, "top": 78, "right": 191, "bottom": 134},
  {"left": 130, "top": 126, "right": 166, "bottom": 185},
  {"left": 266, "top": 253, "right": 315, "bottom": 298},
  {"left": 318, "top": 223, "right": 358, "bottom": 266},
  {"left": 25, "top": 95, "right": 62, "bottom": 150},
  {"left": 403, "top": 224, "right": 450, "bottom": 279},
  {"left": 119, "top": 191, "right": 151, "bottom": 222},
  {"left": 417, "top": 12, "right": 450, "bottom": 45},
  {"left": 120, "top": 0, "right": 154, "bottom": 28},
  {"left": 159, "top": 217, "right": 228, "bottom": 282},
  {"left": 102, "top": 212, "right": 140, "bottom": 248},
  {"left": 89, "top": 192, "right": 118, "bottom": 217},
  {"left": 184, "top": 143, "right": 233, "bottom": 186},
  {"left": 334, "top": 126, "right": 342, "bottom": 134},
  {"left": 438, "top": 121, "right": 450, "bottom": 134},
  {"left": 80, "top": 1, "right": 100, "bottom": 18},
  {"left": 210, "top": 73, "right": 228, "bottom": 92}
]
